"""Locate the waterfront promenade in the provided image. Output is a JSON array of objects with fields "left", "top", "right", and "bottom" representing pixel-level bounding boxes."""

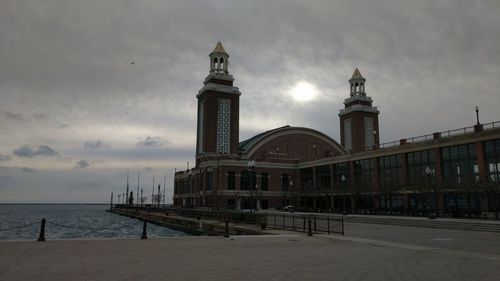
[{"left": 1, "top": 222, "right": 500, "bottom": 281}]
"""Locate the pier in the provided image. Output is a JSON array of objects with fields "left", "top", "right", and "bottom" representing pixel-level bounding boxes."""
[{"left": 2, "top": 221, "right": 500, "bottom": 281}]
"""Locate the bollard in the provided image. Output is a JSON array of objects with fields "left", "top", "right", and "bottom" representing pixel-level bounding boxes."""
[
  {"left": 141, "top": 220, "right": 148, "bottom": 239},
  {"left": 224, "top": 220, "right": 229, "bottom": 238},
  {"left": 307, "top": 217, "right": 313, "bottom": 236},
  {"left": 37, "top": 218, "right": 46, "bottom": 242}
]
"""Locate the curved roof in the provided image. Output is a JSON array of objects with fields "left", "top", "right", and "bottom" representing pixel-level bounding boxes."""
[{"left": 239, "top": 125, "right": 346, "bottom": 156}]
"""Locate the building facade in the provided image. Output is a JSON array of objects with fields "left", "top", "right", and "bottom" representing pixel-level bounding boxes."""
[{"left": 174, "top": 42, "right": 500, "bottom": 216}]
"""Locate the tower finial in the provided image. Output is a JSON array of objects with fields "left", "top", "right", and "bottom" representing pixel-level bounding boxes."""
[
  {"left": 351, "top": 68, "right": 363, "bottom": 79},
  {"left": 212, "top": 41, "right": 227, "bottom": 54}
]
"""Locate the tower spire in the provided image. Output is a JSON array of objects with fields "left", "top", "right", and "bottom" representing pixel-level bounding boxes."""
[
  {"left": 209, "top": 42, "right": 230, "bottom": 75},
  {"left": 349, "top": 68, "right": 366, "bottom": 97}
]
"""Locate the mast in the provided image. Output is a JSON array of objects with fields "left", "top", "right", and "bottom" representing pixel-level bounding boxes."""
[
  {"left": 163, "top": 174, "right": 166, "bottom": 207},
  {"left": 151, "top": 174, "right": 155, "bottom": 205},
  {"left": 136, "top": 172, "right": 140, "bottom": 206},
  {"left": 126, "top": 172, "right": 129, "bottom": 205}
]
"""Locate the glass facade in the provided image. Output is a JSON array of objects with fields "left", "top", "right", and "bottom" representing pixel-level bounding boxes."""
[
  {"left": 379, "top": 155, "right": 401, "bottom": 185},
  {"left": 300, "top": 168, "right": 313, "bottom": 192},
  {"left": 485, "top": 139, "right": 500, "bottom": 182},
  {"left": 334, "top": 162, "right": 350, "bottom": 187},
  {"left": 407, "top": 149, "right": 435, "bottom": 185},
  {"left": 441, "top": 144, "right": 478, "bottom": 183},
  {"left": 316, "top": 165, "right": 331, "bottom": 191},
  {"left": 354, "top": 159, "right": 375, "bottom": 188}
]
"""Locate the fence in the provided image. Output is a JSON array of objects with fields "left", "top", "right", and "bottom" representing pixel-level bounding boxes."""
[
  {"left": 116, "top": 205, "right": 263, "bottom": 225},
  {"left": 264, "top": 213, "right": 344, "bottom": 236}
]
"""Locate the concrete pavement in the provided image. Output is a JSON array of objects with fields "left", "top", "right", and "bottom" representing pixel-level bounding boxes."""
[{"left": 1, "top": 227, "right": 500, "bottom": 281}]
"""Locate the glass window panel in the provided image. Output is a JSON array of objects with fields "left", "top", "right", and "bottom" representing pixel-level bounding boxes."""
[{"left": 450, "top": 146, "right": 458, "bottom": 160}]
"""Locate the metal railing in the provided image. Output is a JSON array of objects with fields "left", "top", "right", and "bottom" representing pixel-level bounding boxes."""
[
  {"left": 115, "top": 205, "right": 263, "bottom": 225},
  {"left": 363, "top": 120, "right": 500, "bottom": 152},
  {"left": 264, "top": 213, "right": 344, "bottom": 236}
]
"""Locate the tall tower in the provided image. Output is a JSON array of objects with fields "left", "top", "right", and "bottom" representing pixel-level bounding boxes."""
[
  {"left": 339, "top": 68, "right": 380, "bottom": 153},
  {"left": 196, "top": 42, "right": 241, "bottom": 159}
]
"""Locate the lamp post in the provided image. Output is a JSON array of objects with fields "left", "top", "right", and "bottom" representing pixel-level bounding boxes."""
[
  {"left": 289, "top": 178, "right": 294, "bottom": 209},
  {"left": 475, "top": 105, "right": 480, "bottom": 125},
  {"left": 424, "top": 166, "right": 435, "bottom": 219},
  {"left": 341, "top": 175, "right": 347, "bottom": 215}
]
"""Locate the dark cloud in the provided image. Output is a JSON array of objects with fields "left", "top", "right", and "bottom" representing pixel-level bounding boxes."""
[
  {"left": 75, "top": 160, "right": 90, "bottom": 168},
  {"left": 145, "top": 167, "right": 154, "bottom": 173},
  {"left": 13, "top": 145, "right": 58, "bottom": 158},
  {"left": 137, "top": 136, "right": 171, "bottom": 148},
  {"left": 1, "top": 111, "right": 25, "bottom": 121},
  {"left": 32, "top": 113, "right": 48, "bottom": 120},
  {"left": 21, "top": 167, "right": 36, "bottom": 173},
  {"left": 0, "top": 155, "right": 12, "bottom": 161},
  {"left": 84, "top": 140, "right": 109, "bottom": 149},
  {"left": 58, "top": 124, "right": 70, "bottom": 129}
]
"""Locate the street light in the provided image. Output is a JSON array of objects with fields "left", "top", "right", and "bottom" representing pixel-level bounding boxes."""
[
  {"left": 424, "top": 166, "right": 435, "bottom": 219},
  {"left": 475, "top": 105, "right": 480, "bottom": 125},
  {"left": 341, "top": 174, "right": 347, "bottom": 215}
]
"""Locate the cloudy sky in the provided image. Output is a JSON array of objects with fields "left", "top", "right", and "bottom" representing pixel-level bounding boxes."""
[{"left": 1, "top": 0, "right": 499, "bottom": 203}]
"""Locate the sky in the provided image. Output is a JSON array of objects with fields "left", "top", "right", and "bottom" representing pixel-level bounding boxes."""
[{"left": 1, "top": 0, "right": 499, "bottom": 203}]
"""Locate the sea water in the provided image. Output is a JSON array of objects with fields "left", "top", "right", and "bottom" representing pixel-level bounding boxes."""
[{"left": 0, "top": 204, "right": 189, "bottom": 240}]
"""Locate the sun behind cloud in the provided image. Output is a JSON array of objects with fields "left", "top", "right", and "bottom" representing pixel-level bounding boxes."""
[{"left": 289, "top": 81, "right": 319, "bottom": 102}]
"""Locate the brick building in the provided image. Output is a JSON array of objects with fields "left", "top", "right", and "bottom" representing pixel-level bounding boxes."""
[{"left": 174, "top": 42, "right": 500, "bottom": 216}]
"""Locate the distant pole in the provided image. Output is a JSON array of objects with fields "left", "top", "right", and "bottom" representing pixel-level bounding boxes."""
[
  {"left": 110, "top": 192, "right": 113, "bottom": 210},
  {"left": 163, "top": 175, "right": 166, "bottom": 207},
  {"left": 157, "top": 184, "right": 161, "bottom": 208},
  {"left": 136, "top": 172, "right": 140, "bottom": 206},
  {"left": 126, "top": 172, "right": 130, "bottom": 205},
  {"left": 475, "top": 105, "right": 480, "bottom": 125},
  {"left": 152, "top": 175, "right": 155, "bottom": 206},
  {"left": 140, "top": 188, "right": 143, "bottom": 207}
]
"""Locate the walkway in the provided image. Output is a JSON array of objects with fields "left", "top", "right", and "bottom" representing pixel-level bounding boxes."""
[{"left": 1, "top": 224, "right": 500, "bottom": 281}]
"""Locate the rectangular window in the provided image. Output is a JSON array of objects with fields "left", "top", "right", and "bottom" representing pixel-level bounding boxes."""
[
  {"left": 316, "top": 165, "right": 331, "bottom": 190},
  {"left": 334, "top": 162, "right": 350, "bottom": 187},
  {"left": 364, "top": 117, "right": 374, "bottom": 150},
  {"left": 281, "top": 174, "right": 290, "bottom": 191},
  {"left": 227, "top": 172, "right": 235, "bottom": 190},
  {"left": 261, "top": 173, "right": 268, "bottom": 191},
  {"left": 485, "top": 139, "right": 500, "bottom": 182},
  {"left": 344, "top": 118, "right": 352, "bottom": 151},
  {"left": 441, "top": 143, "right": 479, "bottom": 183},
  {"left": 216, "top": 99, "right": 231, "bottom": 154},
  {"left": 407, "top": 149, "right": 436, "bottom": 185},
  {"left": 206, "top": 172, "right": 213, "bottom": 191},
  {"left": 379, "top": 155, "right": 401, "bottom": 186},
  {"left": 240, "top": 171, "right": 250, "bottom": 190},
  {"left": 354, "top": 159, "right": 375, "bottom": 188}
]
